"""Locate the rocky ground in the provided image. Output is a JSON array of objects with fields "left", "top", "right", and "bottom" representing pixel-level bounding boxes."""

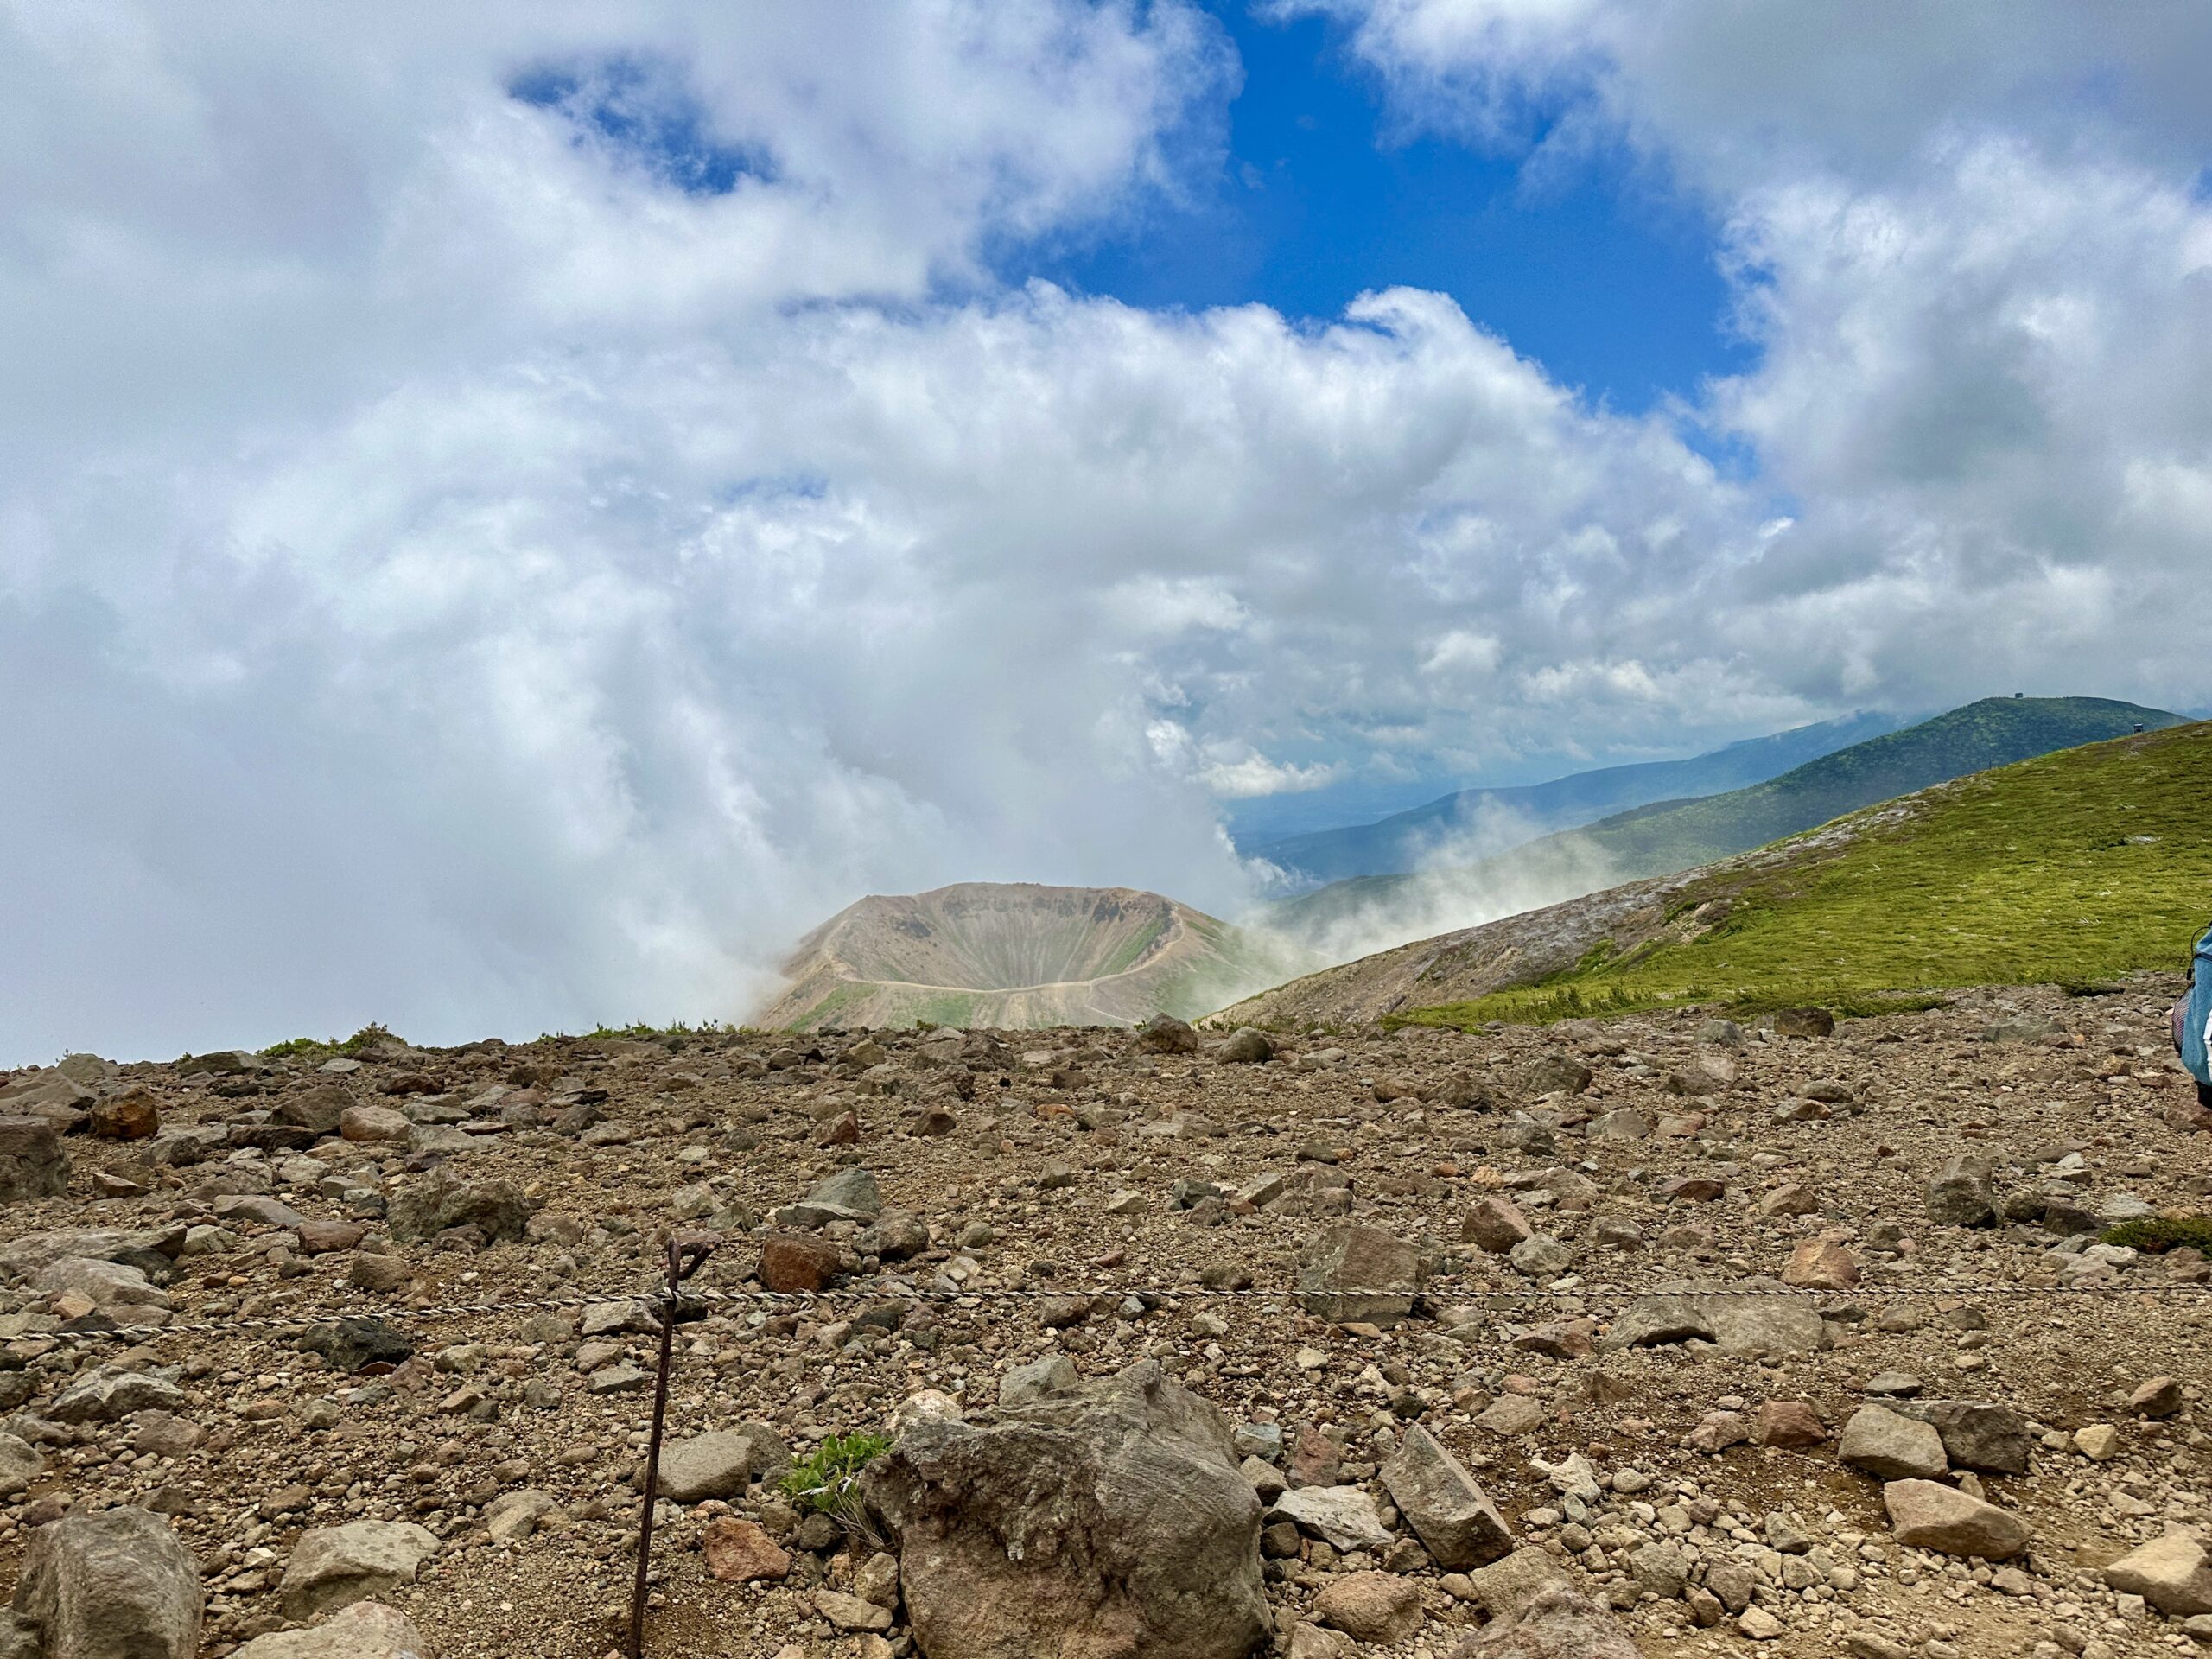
[{"left": 0, "top": 977, "right": 2208, "bottom": 1659}]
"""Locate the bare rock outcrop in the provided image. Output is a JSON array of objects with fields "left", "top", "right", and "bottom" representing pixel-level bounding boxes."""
[{"left": 865, "top": 1358, "right": 1267, "bottom": 1659}]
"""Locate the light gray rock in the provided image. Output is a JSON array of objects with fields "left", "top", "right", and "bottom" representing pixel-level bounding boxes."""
[
  {"left": 656, "top": 1426, "right": 790, "bottom": 1503},
  {"left": 232, "top": 1603, "right": 431, "bottom": 1659},
  {"left": 865, "top": 1359, "right": 1265, "bottom": 1659},
  {"left": 385, "top": 1174, "right": 525, "bottom": 1243},
  {"left": 1603, "top": 1281, "right": 1826, "bottom": 1357},
  {"left": 50, "top": 1366, "right": 188, "bottom": 1424},
  {"left": 2103, "top": 1533, "right": 2212, "bottom": 1617},
  {"left": 1445, "top": 1585, "right": 1639, "bottom": 1658},
  {"left": 1382, "top": 1426, "right": 1514, "bottom": 1569},
  {"left": 1296, "top": 1226, "right": 1421, "bottom": 1327},
  {"left": 1272, "top": 1485, "right": 1393, "bottom": 1554},
  {"left": 15, "top": 1505, "right": 202, "bottom": 1659},
  {"left": 278, "top": 1522, "right": 438, "bottom": 1620},
  {"left": 0, "top": 1433, "right": 42, "bottom": 1494},
  {"left": 1882, "top": 1480, "right": 2028, "bottom": 1559},
  {"left": 777, "top": 1166, "right": 884, "bottom": 1228},
  {"left": 30, "top": 1257, "right": 170, "bottom": 1312},
  {"left": 1888, "top": 1400, "right": 2032, "bottom": 1475},
  {"left": 0, "top": 1118, "right": 68, "bottom": 1203},
  {"left": 1840, "top": 1405, "right": 1948, "bottom": 1480}
]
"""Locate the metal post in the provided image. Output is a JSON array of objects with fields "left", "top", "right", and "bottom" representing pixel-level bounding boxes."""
[{"left": 629, "top": 1234, "right": 713, "bottom": 1659}]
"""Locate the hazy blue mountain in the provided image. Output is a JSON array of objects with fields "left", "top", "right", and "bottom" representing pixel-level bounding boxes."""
[{"left": 1249, "top": 709, "right": 1910, "bottom": 885}]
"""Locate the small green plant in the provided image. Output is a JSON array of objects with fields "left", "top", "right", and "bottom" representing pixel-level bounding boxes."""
[
  {"left": 335, "top": 1023, "right": 394, "bottom": 1054},
  {"left": 260, "top": 1035, "right": 332, "bottom": 1059},
  {"left": 779, "top": 1431, "right": 892, "bottom": 1518},
  {"left": 2100, "top": 1217, "right": 2212, "bottom": 1255}
]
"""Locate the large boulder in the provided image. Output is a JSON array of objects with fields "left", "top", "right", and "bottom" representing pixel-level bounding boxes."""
[
  {"left": 233, "top": 1603, "right": 431, "bottom": 1659},
  {"left": 1445, "top": 1585, "right": 1638, "bottom": 1658},
  {"left": 15, "top": 1506, "right": 202, "bottom": 1659},
  {"left": 1296, "top": 1227, "right": 1421, "bottom": 1328},
  {"left": 2102, "top": 1533, "right": 2212, "bottom": 1616},
  {"left": 0, "top": 1118, "right": 68, "bottom": 1203},
  {"left": 50, "top": 1366, "right": 188, "bottom": 1424},
  {"left": 866, "top": 1358, "right": 1267, "bottom": 1659},
  {"left": 385, "top": 1175, "right": 525, "bottom": 1243},
  {"left": 1888, "top": 1400, "right": 2032, "bottom": 1476},
  {"left": 1602, "top": 1281, "right": 1826, "bottom": 1357},
  {"left": 1882, "top": 1479, "right": 2028, "bottom": 1559},
  {"left": 1840, "top": 1406, "right": 1948, "bottom": 1481},
  {"left": 1381, "top": 1426, "right": 1514, "bottom": 1569},
  {"left": 278, "top": 1522, "right": 437, "bottom": 1620}
]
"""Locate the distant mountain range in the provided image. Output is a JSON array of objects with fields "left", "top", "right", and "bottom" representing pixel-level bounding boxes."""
[
  {"left": 1266, "top": 696, "right": 2183, "bottom": 957},
  {"left": 1217, "top": 712, "right": 2209, "bottom": 1031},
  {"left": 1249, "top": 709, "right": 1910, "bottom": 886}
]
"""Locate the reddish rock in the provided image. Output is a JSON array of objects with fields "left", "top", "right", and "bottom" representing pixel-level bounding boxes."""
[
  {"left": 1752, "top": 1401, "right": 1827, "bottom": 1449},
  {"left": 759, "top": 1234, "right": 841, "bottom": 1294},
  {"left": 1461, "top": 1196, "right": 1533, "bottom": 1254},
  {"left": 812, "top": 1111, "right": 861, "bottom": 1147},
  {"left": 88, "top": 1090, "right": 160, "bottom": 1141},
  {"left": 340, "top": 1105, "right": 411, "bottom": 1144},
  {"left": 702, "top": 1516, "right": 791, "bottom": 1584},
  {"left": 1660, "top": 1177, "right": 1726, "bottom": 1203},
  {"left": 298, "top": 1221, "right": 368, "bottom": 1256},
  {"left": 1783, "top": 1238, "right": 1859, "bottom": 1291},
  {"left": 1287, "top": 1425, "right": 1344, "bottom": 1489}
]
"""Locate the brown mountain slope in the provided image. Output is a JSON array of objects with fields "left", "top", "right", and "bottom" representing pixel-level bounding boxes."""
[{"left": 759, "top": 881, "right": 1312, "bottom": 1031}]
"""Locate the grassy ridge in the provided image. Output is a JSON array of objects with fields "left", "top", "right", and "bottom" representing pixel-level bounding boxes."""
[
  {"left": 1568, "top": 695, "right": 2181, "bottom": 879},
  {"left": 1273, "top": 696, "right": 2182, "bottom": 949},
  {"left": 1400, "top": 721, "right": 2212, "bottom": 1030}
]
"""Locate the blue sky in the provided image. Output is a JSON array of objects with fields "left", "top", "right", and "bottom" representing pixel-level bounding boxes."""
[{"left": 1031, "top": 3, "right": 1751, "bottom": 415}]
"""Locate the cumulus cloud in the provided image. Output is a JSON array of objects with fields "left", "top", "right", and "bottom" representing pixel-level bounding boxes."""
[{"left": 3, "top": 1, "right": 2208, "bottom": 1057}]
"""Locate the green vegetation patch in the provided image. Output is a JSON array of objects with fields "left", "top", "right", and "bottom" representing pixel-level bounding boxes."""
[
  {"left": 779, "top": 1431, "right": 893, "bottom": 1516},
  {"left": 258, "top": 1023, "right": 396, "bottom": 1060},
  {"left": 1400, "top": 721, "right": 2212, "bottom": 1031},
  {"left": 2100, "top": 1217, "right": 2212, "bottom": 1255}
]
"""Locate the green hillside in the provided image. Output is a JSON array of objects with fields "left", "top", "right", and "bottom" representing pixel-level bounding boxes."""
[
  {"left": 1567, "top": 695, "right": 2180, "bottom": 877},
  {"left": 1271, "top": 696, "right": 2180, "bottom": 949},
  {"left": 1400, "top": 719, "right": 2212, "bottom": 1030}
]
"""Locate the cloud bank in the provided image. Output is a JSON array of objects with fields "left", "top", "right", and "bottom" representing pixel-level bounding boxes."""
[{"left": 4, "top": 2, "right": 2207, "bottom": 1057}]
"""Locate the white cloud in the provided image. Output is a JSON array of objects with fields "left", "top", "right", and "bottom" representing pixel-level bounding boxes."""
[{"left": 4, "top": 2, "right": 2209, "bottom": 1058}]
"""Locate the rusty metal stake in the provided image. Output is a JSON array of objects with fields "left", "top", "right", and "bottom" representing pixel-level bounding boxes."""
[{"left": 629, "top": 1233, "right": 714, "bottom": 1659}]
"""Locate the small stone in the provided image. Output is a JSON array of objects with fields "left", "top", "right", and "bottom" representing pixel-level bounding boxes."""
[
  {"left": 759, "top": 1233, "right": 841, "bottom": 1294},
  {"left": 2075, "top": 1423, "right": 2122, "bottom": 1460},
  {"left": 1738, "top": 1605, "right": 1787, "bottom": 1640},
  {"left": 1313, "top": 1573, "right": 1421, "bottom": 1645},
  {"left": 1273, "top": 1485, "right": 1393, "bottom": 1553},
  {"left": 1461, "top": 1196, "right": 1533, "bottom": 1253},
  {"left": 2129, "top": 1376, "right": 2184, "bottom": 1419},
  {"left": 817, "top": 1588, "right": 893, "bottom": 1632},
  {"left": 703, "top": 1516, "right": 791, "bottom": 1583},
  {"left": 1382, "top": 1424, "right": 1515, "bottom": 1569}
]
